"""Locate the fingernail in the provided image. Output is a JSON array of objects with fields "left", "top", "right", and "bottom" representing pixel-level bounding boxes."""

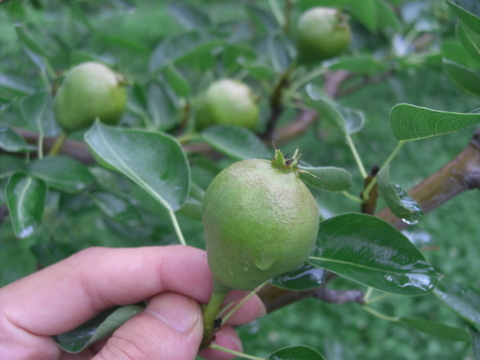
[{"left": 146, "top": 293, "right": 200, "bottom": 334}]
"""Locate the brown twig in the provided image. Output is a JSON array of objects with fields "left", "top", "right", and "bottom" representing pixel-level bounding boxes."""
[
  {"left": 261, "top": 64, "right": 296, "bottom": 140},
  {"left": 0, "top": 205, "right": 8, "bottom": 226},
  {"left": 376, "top": 129, "right": 480, "bottom": 230},
  {"left": 258, "top": 283, "right": 364, "bottom": 313},
  {"left": 361, "top": 165, "right": 380, "bottom": 214},
  {"left": 8, "top": 109, "right": 318, "bottom": 164},
  {"left": 335, "top": 70, "right": 396, "bottom": 99}
]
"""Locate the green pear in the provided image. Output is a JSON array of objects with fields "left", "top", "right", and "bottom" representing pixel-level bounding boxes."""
[
  {"left": 296, "top": 7, "right": 351, "bottom": 65},
  {"left": 195, "top": 79, "right": 259, "bottom": 131},
  {"left": 54, "top": 62, "right": 127, "bottom": 132},
  {"left": 202, "top": 148, "right": 320, "bottom": 291}
]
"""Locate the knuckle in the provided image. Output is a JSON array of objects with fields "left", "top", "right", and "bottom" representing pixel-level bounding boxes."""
[{"left": 97, "top": 334, "right": 148, "bottom": 360}]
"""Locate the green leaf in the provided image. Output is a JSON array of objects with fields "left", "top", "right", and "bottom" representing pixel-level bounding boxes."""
[
  {"left": 245, "top": 4, "right": 280, "bottom": 35},
  {"left": 168, "top": 1, "right": 211, "bottom": 29},
  {"left": 201, "top": 125, "right": 271, "bottom": 161},
  {"left": 0, "top": 72, "right": 37, "bottom": 95},
  {"left": 30, "top": 239, "right": 78, "bottom": 268},
  {"left": 237, "top": 58, "right": 276, "bottom": 80},
  {"left": 0, "top": 240, "right": 37, "bottom": 287},
  {"left": 375, "top": 0, "right": 400, "bottom": 31},
  {"left": 14, "top": 23, "right": 47, "bottom": 57},
  {"left": 53, "top": 305, "right": 144, "bottom": 353},
  {"left": 390, "top": 103, "right": 480, "bottom": 141},
  {"left": 305, "top": 84, "right": 364, "bottom": 134},
  {"left": 6, "top": 173, "right": 47, "bottom": 239},
  {"left": 329, "top": 55, "right": 387, "bottom": 74},
  {"left": 270, "top": 263, "right": 326, "bottom": 291},
  {"left": 147, "top": 80, "right": 180, "bottom": 131},
  {"left": 377, "top": 165, "right": 424, "bottom": 224},
  {"left": 447, "top": 0, "right": 480, "bottom": 36},
  {"left": 89, "top": 190, "right": 141, "bottom": 226},
  {"left": 0, "top": 125, "right": 36, "bottom": 152},
  {"left": 163, "top": 64, "right": 191, "bottom": 98},
  {"left": 456, "top": 22, "right": 480, "bottom": 66},
  {"left": 443, "top": 59, "right": 480, "bottom": 98},
  {"left": 84, "top": 122, "right": 190, "bottom": 211},
  {"left": 21, "top": 92, "right": 60, "bottom": 137},
  {"left": 434, "top": 282, "right": 480, "bottom": 326},
  {"left": 469, "top": 325, "right": 480, "bottom": 359},
  {"left": 267, "top": 34, "right": 291, "bottom": 73},
  {"left": 308, "top": 214, "right": 440, "bottom": 295},
  {"left": 149, "top": 30, "right": 225, "bottom": 73},
  {"left": 398, "top": 317, "right": 471, "bottom": 341},
  {"left": 221, "top": 44, "right": 257, "bottom": 73},
  {"left": 442, "top": 40, "right": 480, "bottom": 70},
  {"left": 26, "top": 155, "right": 95, "bottom": 193},
  {"left": 269, "top": 345, "right": 325, "bottom": 360},
  {"left": 299, "top": 166, "right": 352, "bottom": 192}
]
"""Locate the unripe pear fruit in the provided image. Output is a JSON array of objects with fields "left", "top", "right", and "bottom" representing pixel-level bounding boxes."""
[
  {"left": 296, "top": 7, "right": 351, "bottom": 65},
  {"left": 194, "top": 79, "right": 259, "bottom": 131},
  {"left": 203, "top": 148, "right": 320, "bottom": 291},
  {"left": 54, "top": 62, "right": 127, "bottom": 132}
]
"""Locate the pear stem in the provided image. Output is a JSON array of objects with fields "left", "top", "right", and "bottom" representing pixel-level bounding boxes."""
[
  {"left": 48, "top": 131, "right": 68, "bottom": 156},
  {"left": 200, "top": 287, "right": 228, "bottom": 349}
]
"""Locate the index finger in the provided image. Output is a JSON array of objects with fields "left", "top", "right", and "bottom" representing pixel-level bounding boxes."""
[{"left": 0, "top": 245, "right": 213, "bottom": 336}]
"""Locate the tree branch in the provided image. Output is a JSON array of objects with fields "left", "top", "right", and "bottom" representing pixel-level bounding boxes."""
[
  {"left": 8, "top": 108, "right": 318, "bottom": 163},
  {"left": 376, "top": 129, "right": 480, "bottom": 230}
]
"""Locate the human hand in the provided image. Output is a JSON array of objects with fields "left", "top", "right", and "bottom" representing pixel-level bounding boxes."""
[{"left": 0, "top": 245, "right": 266, "bottom": 360}]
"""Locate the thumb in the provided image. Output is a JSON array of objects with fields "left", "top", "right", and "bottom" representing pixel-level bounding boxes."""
[{"left": 93, "top": 292, "right": 203, "bottom": 360}]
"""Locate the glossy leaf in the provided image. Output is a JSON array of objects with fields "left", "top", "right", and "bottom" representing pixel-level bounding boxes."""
[
  {"left": 85, "top": 122, "right": 190, "bottom": 211},
  {"left": 270, "top": 263, "right": 326, "bottom": 291},
  {"left": 269, "top": 345, "right": 325, "bottom": 360},
  {"left": 89, "top": 190, "right": 141, "bottom": 226},
  {"left": 201, "top": 125, "right": 271, "bottom": 160},
  {"left": 308, "top": 214, "right": 440, "bottom": 295},
  {"left": 390, "top": 103, "right": 480, "bottom": 141},
  {"left": 398, "top": 317, "right": 470, "bottom": 341},
  {"left": 0, "top": 125, "right": 36, "bottom": 152},
  {"left": 167, "top": 1, "right": 211, "bottom": 30},
  {"left": 27, "top": 155, "right": 95, "bottom": 193},
  {"left": 447, "top": 0, "right": 480, "bottom": 36},
  {"left": 456, "top": 22, "right": 480, "bottom": 66},
  {"left": 470, "top": 325, "right": 480, "bottom": 359},
  {"left": 6, "top": 173, "right": 47, "bottom": 239},
  {"left": 329, "top": 55, "right": 387, "bottom": 75},
  {"left": 434, "top": 282, "right": 480, "bottom": 326},
  {"left": 299, "top": 166, "right": 352, "bottom": 192},
  {"left": 21, "top": 92, "right": 60, "bottom": 137},
  {"left": 443, "top": 59, "right": 480, "bottom": 98},
  {"left": 53, "top": 305, "right": 144, "bottom": 353},
  {"left": 377, "top": 165, "right": 424, "bottom": 224}
]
